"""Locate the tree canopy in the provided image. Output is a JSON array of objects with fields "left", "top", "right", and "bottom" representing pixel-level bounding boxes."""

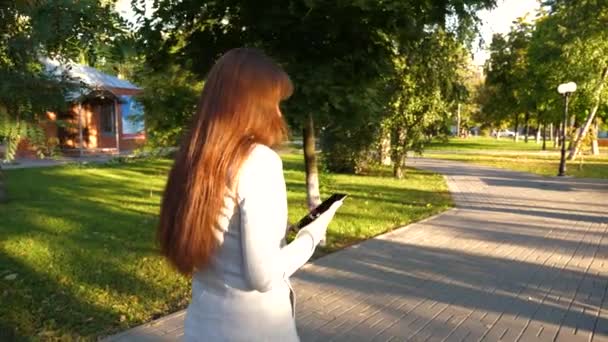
[
  {"left": 0, "top": 0, "right": 126, "bottom": 121},
  {"left": 135, "top": 0, "right": 497, "bottom": 171},
  {"left": 478, "top": 0, "right": 608, "bottom": 156}
]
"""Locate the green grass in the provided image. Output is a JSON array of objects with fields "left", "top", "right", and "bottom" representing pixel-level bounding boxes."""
[
  {"left": 0, "top": 152, "right": 451, "bottom": 340},
  {"left": 428, "top": 136, "right": 545, "bottom": 151},
  {"left": 282, "top": 153, "right": 452, "bottom": 253},
  {"left": 425, "top": 137, "right": 608, "bottom": 179}
]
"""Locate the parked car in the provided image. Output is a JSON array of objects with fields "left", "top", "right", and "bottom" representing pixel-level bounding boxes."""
[{"left": 491, "top": 129, "right": 516, "bottom": 137}]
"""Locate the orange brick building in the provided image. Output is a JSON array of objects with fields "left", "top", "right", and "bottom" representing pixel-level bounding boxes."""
[{"left": 17, "top": 60, "right": 146, "bottom": 158}]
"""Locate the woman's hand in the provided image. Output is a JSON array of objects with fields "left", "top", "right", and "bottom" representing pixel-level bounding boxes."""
[{"left": 296, "top": 201, "right": 343, "bottom": 247}]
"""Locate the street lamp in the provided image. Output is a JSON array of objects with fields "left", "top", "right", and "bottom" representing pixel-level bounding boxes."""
[{"left": 557, "top": 82, "right": 577, "bottom": 177}]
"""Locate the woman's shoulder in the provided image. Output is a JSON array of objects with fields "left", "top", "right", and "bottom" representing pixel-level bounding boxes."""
[
  {"left": 238, "top": 144, "right": 282, "bottom": 180},
  {"left": 245, "top": 144, "right": 282, "bottom": 168},
  {"left": 237, "top": 144, "right": 283, "bottom": 196}
]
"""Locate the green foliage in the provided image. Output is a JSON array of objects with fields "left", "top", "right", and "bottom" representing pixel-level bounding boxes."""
[
  {"left": 136, "top": 0, "right": 498, "bottom": 172},
  {"left": 480, "top": 1, "right": 608, "bottom": 135},
  {"left": 93, "top": 33, "right": 143, "bottom": 81},
  {"left": 383, "top": 27, "right": 472, "bottom": 175},
  {"left": 480, "top": 18, "right": 534, "bottom": 129},
  {"left": 0, "top": 1, "right": 125, "bottom": 123},
  {"left": 0, "top": 0, "right": 121, "bottom": 201},
  {"left": 458, "top": 64, "right": 485, "bottom": 130},
  {"left": 428, "top": 136, "right": 543, "bottom": 151},
  {"left": 136, "top": 64, "right": 203, "bottom": 147},
  {"left": 0, "top": 113, "right": 46, "bottom": 162}
]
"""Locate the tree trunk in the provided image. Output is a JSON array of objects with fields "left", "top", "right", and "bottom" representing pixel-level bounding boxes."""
[
  {"left": 542, "top": 122, "right": 547, "bottom": 151},
  {"left": 569, "top": 115, "right": 576, "bottom": 134},
  {"left": 0, "top": 166, "right": 6, "bottom": 203},
  {"left": 535, "top": 124, "right": 541, "bottom": 144},
  {"left": 303, "top": 114, "right": 323, "bottom": 245},
  {"left": 566, "top": 112, "right": 576, "bottom": 151},
  {"left": 591, "top": 118, "right": 600, "bottom": 156},
  {"left": 393, "top": 155, "right": 405, "bottom": 179},
  {"left": 456, "top": 103, "right": 461, "bottom": 138},
  {"left": 568, "top": 66, "right": 608, "bottom": 160},
  {"left": 379, "top": 130, "right": 392, "bottom": 166},
  {"left": 549, "top": 122, "right": 554, "bottom": 144},
  {"left": 514, "top": 113, "right": 520, "bottom": 142},
  {"left": 391, "top": 127, "right": 407, "bottom": 179},
  {"left": 554, "top": 123, "right": 559, "bottom": 148},
  {"left": 303, "top": 114, "right": 321, "bottom": 210},
  {"left": 524, "top": 112, "right": 530, "bottom": 143}
]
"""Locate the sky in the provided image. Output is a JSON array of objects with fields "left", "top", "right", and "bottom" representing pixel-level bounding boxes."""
[
  {"left": 473, "top": 0, "right": 540, "bottom": 66},
  {"left": 115, "top": 0, "right": 152, "bottom": 23},
  {"left": 115, "top": 0, "right": 540, "bottom": 66}
]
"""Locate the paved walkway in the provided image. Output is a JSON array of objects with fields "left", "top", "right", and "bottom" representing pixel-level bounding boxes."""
[
  {"left": 105, "top": 158, "right": 608, "bottom": 342},
  {"left": 1, "top": 156, "right": 114, "bottom": 170}
]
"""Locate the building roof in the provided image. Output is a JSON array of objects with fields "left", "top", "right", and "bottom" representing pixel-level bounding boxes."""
[{"left": 42, "top": 58, "right": 141, "bottom": 100}]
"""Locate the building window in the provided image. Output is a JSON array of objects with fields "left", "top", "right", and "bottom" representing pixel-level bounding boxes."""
[
  {"left": 100, "top": 103, "right": 115, "bottom": 135},
  {"left": 119, "top": 95, "right": 145, "bottom": 135}
]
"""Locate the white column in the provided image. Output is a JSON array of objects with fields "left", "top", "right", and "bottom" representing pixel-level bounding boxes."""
[
  {"left": 114, "top": 100, "right": 120, "bottom": 155},
  {"left": 77, "top": 102, "right": 83, "bottom": 157}
]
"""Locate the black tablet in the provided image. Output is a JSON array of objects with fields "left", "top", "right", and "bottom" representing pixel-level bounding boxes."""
[{"left": 292, "top": 193, "right": 347, "bottom": 231}]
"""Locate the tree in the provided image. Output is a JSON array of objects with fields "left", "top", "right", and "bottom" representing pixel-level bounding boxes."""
[
  {"left": 0, "top": 167, "right": 5, "bottom": 203},
  {"left": 509, "top": 19, "right": 534, "bottom": 142},
  {"left": 479, "top": 18, "right": 534, "bottom": 139},
  {"left": 136, "top": 0, "right": 497, "bottom": 190},
  {"left": 0, "top": 106, "right": 8, "bottom": 203},
  {"left": 94, "top": 33, "right": 143, "bottom": 81},
  {"left": 302, "top": 114, "right": 321, "bottom": 209},
  {"left": 0, "top": 1, "right": 125, "bottom": 121},
  {"left": 569, "top": 67, "right": 608, "bottom": 158},
  {"left": 525, "top": 8, "right": 565, "bottom": 147},
  {"left": 551, "top": 0, "right": 608, "bottom": 159},
  {"left": 136, "top": 64, "right": 204, "bottom": 147},
  {"left": 526, "top": 1, "right": 608, "bottom": 160},
  {"left": 0, "top": 0, "right": 124, "bottom": 202},
  {"left": 458, "top": 62, "right": 485, "bottom": 136},
  {"left": 479, "top": 1, "right": 608, "bottom": 164},
  {"left": 385, "top": 28, "right": 470, "bottom": 178},
  {"left": 479, "top": 34, "right": 513, "bottom": 132}
]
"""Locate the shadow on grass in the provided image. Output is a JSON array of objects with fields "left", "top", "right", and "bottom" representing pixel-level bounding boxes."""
[
  {"left": 282, "top": 158, "right": 306, "bottom": 173},
  {"left": 0, "top": 159, "right": 186, "bottom": 339},
  {"left": 285, "top": 181, "right": 449, "bottom": 207},
  {"left": 0, "top": 251, "right": 122, "bottom": 340}
]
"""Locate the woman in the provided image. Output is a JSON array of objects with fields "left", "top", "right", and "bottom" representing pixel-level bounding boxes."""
[{"left": 157, "top": 48, "right": 343, "bottom": 341}]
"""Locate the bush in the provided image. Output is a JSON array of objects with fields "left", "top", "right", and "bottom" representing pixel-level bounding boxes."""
[
  {"left": 136, "top": 64, "right": 203, "bottom": 149},
  {"left": 320, "top": 124, "right": 380, "bottom": 174}
]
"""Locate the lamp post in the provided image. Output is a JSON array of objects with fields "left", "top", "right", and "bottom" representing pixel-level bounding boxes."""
[{"left": 557, "top": 82, "right": 577, "bottom": 177}]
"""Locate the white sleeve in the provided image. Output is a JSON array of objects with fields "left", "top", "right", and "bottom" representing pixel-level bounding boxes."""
[{"left": 237, "top": 145, "right": 316, "bottom": 293}]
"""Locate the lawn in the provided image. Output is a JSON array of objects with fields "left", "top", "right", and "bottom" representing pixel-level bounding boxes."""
[
  {"left": 427, "top": 136, "right": 545, "bottom": 151},
  {"left": 425, "top": 137, "right": 608, "bottom": 179},
  {"left": 0, "top": 151, "right": 451, "bottom": 340}
]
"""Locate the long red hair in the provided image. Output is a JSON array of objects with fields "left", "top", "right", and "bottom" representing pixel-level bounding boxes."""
[{"left": 158, "top": 48, "right": 293, "bottom": 275}]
